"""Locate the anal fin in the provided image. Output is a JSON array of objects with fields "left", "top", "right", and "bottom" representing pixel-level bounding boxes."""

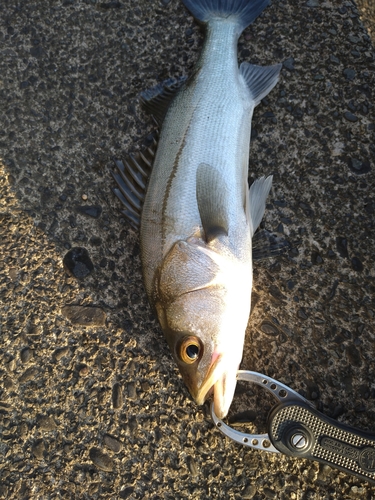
[{"left": 247, "top": 175, "right": 273, "bottom": 236}]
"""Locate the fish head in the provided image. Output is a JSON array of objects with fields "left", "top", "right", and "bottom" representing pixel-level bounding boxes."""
[{"left": 154, "top": 238, "right": 251, "bottom": 418}]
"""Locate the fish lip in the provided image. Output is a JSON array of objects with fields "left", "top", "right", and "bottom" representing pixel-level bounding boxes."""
[{"left": 194, "top": 353, "right": 224, "bottom": 405}]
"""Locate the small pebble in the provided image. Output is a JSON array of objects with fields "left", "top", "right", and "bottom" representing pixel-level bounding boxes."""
[
  {"left": 351, "top": 256, "right": 363, "bottom": 271},
  {"left": 119, "top": 487, "right": 135, "bottom": 499},
  {"left": 260, "top": 321, "right": 279, "bottom": 336},
  {"left": 242, "top": 484, "right": 256, "bottom": 499},
  {"left": 297, "top": 308, "right": 308, "bottom": 320},
  {"left": 343, "top": 68, "right": 356, "bottom": 80},
  {"left": 343, "top": 111, "right": 358, "bottom": 122},
  {"left": 78, "top": 364, "right": 89, "bottom": 377},
  {"left": 89, "top": 448, "right": 114, "bottom": 472},
  {"left": 19, "top": 366, "right": 39, "bottom": 383},
  {"left": 76, "top": 205, "right": 102, "bottom": 218},
  {"left": 187, "top": 455, "right": 199, "bottom": 476},
  {"left": 54, "top": 346, "right": 70, "bottom": 361},
  {"left": 63, "top": 247, "right": 94, "bottom": 279},
  {"left": 126, "top": 382, "right": 137, "bottom": 400},
  {"left": 336, "top": 237, "right": 349, "bottom": 259},
  {"left": 81, "top": 194, "right": 88, "bottom": 200},
  {"left": 37, "top": 415, "right": 57, "bottom": 431},
  {"left": 32, "top": 439, "right": 45, "bottom": 460},
  {"left": 104, "top": 434, "right": 123, "bottom": 453},
  {"left": 112, "top": 383, "right": 123, "bottom": 409},
  {"left": 20, "top": 347, "right": 33, "bottom": 363},
  {"left": 263, "top": 487, "right": 277, "bottom": 499},
  {"left": 311, "top": 251, "right": 323, "bottom": 265},
  {"left": 348, "top": 157, "right": 371, "bottom": 175},
  {"left": 61, "top": 306, "right": 106, "bottom": 326}
]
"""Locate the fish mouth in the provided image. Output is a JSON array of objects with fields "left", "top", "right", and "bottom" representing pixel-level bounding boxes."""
[{"left": 194, "top": 353, "right": 237, "bottom": 419}]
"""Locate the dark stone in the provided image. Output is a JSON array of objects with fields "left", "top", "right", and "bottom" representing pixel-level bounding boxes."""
[
  {"left": 346, "top": 346, "right": 362, "bottom": 367},
  {"left": 119, "top": 487, "right": 135, "bottom": 499},
  {"left": 297, "top": 308, "right": 308, "bottom": 320},
  {"left": 336, "top": 237, "right": 349, "bottom": 259},
  {"left": 269, "top": 285, "right": 286, "bottom": 301},
  {"left": 343, "top": 111, "right": 358, "bottom": 122},
  {"left": 327, "top": 280, "right": 339, "bottom": 300},
  {"left": 343, "top": 68, "right": 356, "bottom": 80},
  {"left": 89, "top": 236, "right": 102, "bottom": 246},
  {"left": 330, "top": 55, "right": 340, "bottom": 64},
  {"left": 298, "top": 202, "right": 314, "bottom": 217},
  {"left": 311, "top": 251, "right": 323, "bottom": 265},
  {"left": 347, "top": 157, "right": 371, "bottom": 175},
  {"left": 351, "top": 256, "right": 363, "bottom": 272},
  {"left": 283, "top": 57, "right": 295, "bottom": 71},
  {"left": 30, "top": 46, "right": 44, "bottom": 58},
  {"left": 76, "top": 205, "right": 102, "bottom": 218},
  {"left": 61, "top": 306, "right": 106, "bottom": 326},
  {"left": 63, "top": 247, "right": 94, "bottom": 278}
]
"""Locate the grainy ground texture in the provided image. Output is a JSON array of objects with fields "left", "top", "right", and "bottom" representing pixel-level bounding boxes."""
[{"left": 1, "top": 0, "right": 375, "bottom": 498}]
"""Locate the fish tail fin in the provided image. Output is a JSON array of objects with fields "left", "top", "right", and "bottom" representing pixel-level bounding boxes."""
[{"left": 182, "top": 0, "right": 271, "bottom": 33}]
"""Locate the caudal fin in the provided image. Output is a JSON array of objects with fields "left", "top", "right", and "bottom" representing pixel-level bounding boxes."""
[{"left": 182, "top": 0, "right": 271, "bottom": 32}]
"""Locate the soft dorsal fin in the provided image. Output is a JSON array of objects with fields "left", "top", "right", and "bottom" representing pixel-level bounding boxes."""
[
  {"left": 140, "top": 76, "right": 187, "bottom": 126},
  {"left": 247, "top": 175, "right": 273, "bottom": 236},
  {"left": 196, "top": 163, "right": 229, "bottom": 243},
  {"left": 111, "top": 139, "right": 157, "bottom": 229},
  {"left": 240, "top": 63, "right": 282, "bottom": 106}
]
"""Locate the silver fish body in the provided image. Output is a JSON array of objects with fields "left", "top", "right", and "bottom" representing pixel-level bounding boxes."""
[{"left": 139, "top": 0, "right": 281, "bottom": 418}]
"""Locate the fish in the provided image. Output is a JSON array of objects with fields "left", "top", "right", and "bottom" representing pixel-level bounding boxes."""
[{"left": 112, "top": 0, "right": 281, "bottom": 418}]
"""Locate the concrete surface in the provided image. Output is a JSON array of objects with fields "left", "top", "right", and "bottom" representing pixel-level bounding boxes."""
[{"left": 0, "top": 0, "right": 375, "bottom": 498}]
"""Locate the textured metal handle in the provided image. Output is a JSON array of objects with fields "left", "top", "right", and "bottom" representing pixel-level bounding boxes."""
[{"left": 268, "top": 401, "right": 375, "bottom": 484}]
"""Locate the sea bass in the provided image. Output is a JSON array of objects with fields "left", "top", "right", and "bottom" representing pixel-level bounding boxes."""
[{"left": 113, "top": 0, "right": 281, "bottom": 418}]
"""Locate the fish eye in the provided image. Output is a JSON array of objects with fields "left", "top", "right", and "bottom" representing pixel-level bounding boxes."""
[{"left": 179, "top": 336, "right": 201, "bottom": 364}]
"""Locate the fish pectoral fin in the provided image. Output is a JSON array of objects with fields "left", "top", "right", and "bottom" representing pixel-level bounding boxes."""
[
  {"left": 196, "top": 163, "right": 229, "bottom": 243},
  {"left": 247, "top": 175, "right": 273, "bottom": 236},
  {"left": 111, "top": 139, "right": 156, "bottom": 229},
  {"left": 140, "top": 76, "right": 188, "bottom": 126},
  {"left": 240, "top": 62, "right": 282, "bottom": 106},
  {"left": 252, "top": 229, "right": 290, "bottom": 260}
]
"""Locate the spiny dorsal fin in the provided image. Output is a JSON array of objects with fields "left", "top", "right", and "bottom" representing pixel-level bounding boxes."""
[
  {"left": 240, "top": 63, "right": 282, "bottom": 106},
  {"left": 196, "top": 163, "right": 229, "bottom": 243},
  {"left": 140, "top": 76, "right": 187, "bottom": 126},
  {"left": 111, "top": 139, "right": 156, "bottom": 229}
]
